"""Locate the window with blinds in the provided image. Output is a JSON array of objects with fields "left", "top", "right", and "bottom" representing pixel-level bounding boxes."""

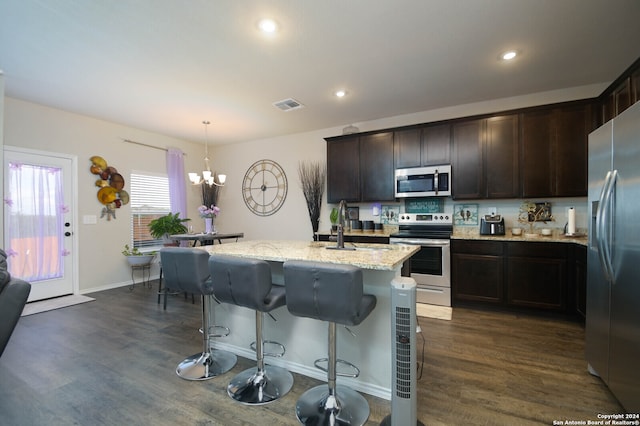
[{"left": 129, "top": 172, "right": 171, "bottom": 250}]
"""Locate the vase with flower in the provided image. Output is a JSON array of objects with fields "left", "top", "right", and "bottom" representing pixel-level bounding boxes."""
[{"left": 198, "top": 204, "right": 220, "bottom": 234}]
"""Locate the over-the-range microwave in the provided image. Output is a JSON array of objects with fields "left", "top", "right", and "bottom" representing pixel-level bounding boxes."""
[{"left": 394, "top": 164, "right": 452, "bottom": 198}]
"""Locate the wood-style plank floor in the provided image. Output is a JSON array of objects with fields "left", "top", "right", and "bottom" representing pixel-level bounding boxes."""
[{"left": 0, "top": 282, "right": 622, "bottom": 425}]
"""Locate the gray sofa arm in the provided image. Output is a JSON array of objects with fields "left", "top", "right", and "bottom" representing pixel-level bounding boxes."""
[{"left": 0, "top": 279, "right": 31, "bottom": 357}]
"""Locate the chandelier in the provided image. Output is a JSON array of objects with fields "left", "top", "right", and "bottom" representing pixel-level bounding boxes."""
[{"left": 188, "top": 120, "right": 226, "bottom": 186}]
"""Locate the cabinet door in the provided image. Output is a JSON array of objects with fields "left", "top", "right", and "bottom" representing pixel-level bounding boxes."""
[
  {"left": 485, "top": 115, "right": 519, "bottom": 198},
  {"left": 394, "top": 128, "right": 421, "bottom": 169},
  {"left": 327, "top": 137, "right": 360, "bottom": 203},
  {"left": 521, "top": 110, "right": 554, "bottom": 197},
  {"left": 574, "top": 244, "right": 587, "bottom": 319},
  {"left": 360, "top": 132, "right": 395, "bottom": 201},
  {"left": 452, "top": 253, "right": 503, "bottom": 304},
  {"left": 422, "top": 123, "right": 450, "bottom": 166},
  {"left": 452, "top": 119, "right": 484, "bottom": 199},
  {"left": 632, "top": 68, "right": 640, "bottom": 104},
  {"left": 555, "top": 105, "right": 590, "bottom": 196},
  {"left": 507, "top": 256, "right": 566, "bottom": 311}
]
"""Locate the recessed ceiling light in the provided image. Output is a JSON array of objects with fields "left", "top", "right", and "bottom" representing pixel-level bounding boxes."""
[
  {"left": 335, "top": 90, "right": 347, "bottom": 98},
  {"left": 258, "top": 18, "right": 278, "bottom": 34},
  {"left": 501, "top": 50, "right": 518, "bottom": 61}
]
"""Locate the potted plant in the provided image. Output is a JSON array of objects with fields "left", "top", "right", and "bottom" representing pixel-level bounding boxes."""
[
  {"left": 122, "top": 244, "right": 155, "bottom": 265},
  {"left": 148, "top": 212, "right": 190, "bottom": 244},
  {"left": 330, "top": 207, "right": 339, "bottom": 232}
]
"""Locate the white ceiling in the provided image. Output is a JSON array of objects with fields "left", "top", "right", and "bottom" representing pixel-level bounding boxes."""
[{"left": 1, "top": 0, "right": 640, "bottom": 145}]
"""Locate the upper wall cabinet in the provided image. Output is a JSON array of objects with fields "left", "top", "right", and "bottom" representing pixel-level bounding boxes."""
[
  {"left": 326, "top": 135, "right": 360, "bottom": 203},
  {"left": 326, "top": 132, "right": 394, "bottom": 203},
  {"left": 394, "top": 123, "right": 450, "bottom": 169},
  {"left": 452, "top": 114, "right": 519, "bottom": 199},
  {"left": 520, "top": 103, "right": 592, "bottom": 198}
]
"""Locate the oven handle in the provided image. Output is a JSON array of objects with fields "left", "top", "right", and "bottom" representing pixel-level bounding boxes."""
[{"left": 389, "top": 238, "right": 450, "bottom": 246}]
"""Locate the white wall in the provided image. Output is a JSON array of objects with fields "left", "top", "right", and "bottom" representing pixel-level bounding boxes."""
[
  {"left": 3, "top": 98, "right": 209, "bottom": 292},
  {"left": 2, "top": 82, "right": 598, "bottom": 292}
]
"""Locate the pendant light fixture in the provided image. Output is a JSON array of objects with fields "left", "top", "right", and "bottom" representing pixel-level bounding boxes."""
[{"left": 188, "top": 120, "right": 226, "bottom": 186}]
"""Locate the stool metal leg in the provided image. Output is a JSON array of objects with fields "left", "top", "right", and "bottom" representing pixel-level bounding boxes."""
[
  {"left": 176, "top": 295, "right": 237, "bottom": 380},
  {"left": 227, "top": 311, "right": 293, "bottom": 404},
  {"left": 295, "top": 322, "right": 370, "bottom": 426}
]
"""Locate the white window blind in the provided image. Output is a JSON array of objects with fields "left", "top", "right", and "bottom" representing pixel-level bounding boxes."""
[{"left": 129, "top": 172, "right": 170, "bottom": 250}]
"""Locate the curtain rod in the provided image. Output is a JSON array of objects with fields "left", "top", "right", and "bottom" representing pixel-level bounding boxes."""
[{"left": 122, "top": 138, "right": 186, "bottom": 155}]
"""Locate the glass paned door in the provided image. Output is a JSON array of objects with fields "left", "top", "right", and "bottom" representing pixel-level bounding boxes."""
[{"left": 3, "top": 148, "right": 75, "bottom": 302}]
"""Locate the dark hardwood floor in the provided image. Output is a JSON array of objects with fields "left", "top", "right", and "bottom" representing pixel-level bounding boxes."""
[{"left": 0, "top": 282, "right": 622, "bottom": 425}]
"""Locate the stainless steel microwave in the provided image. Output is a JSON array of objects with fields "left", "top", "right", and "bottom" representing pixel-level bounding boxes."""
[{"left": 394, "top": 165, "right": 452, "bottom": 198}]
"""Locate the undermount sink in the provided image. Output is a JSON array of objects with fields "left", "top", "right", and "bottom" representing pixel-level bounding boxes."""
[{"left": 325, "top": 245, "right": 391, "bottom": 251}]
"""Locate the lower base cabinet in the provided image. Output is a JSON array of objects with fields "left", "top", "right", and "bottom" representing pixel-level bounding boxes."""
[{"left": 452, "top": 239, "right": 582, "bottom": 316}]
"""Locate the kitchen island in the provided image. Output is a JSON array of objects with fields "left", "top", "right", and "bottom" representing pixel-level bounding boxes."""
[{"left": 200, "top": 240, "right": 419, "bottom": 400}]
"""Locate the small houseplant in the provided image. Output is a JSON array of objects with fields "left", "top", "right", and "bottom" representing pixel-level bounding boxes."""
[
  {"left": 330, "top": 207, "right": 339, "bottom": 232},
  {"left": 148, "top": 212, "right": 190, "bottom": 243},
  {"left": 122, "top": 244, "right": 155, "bottom": 265}
]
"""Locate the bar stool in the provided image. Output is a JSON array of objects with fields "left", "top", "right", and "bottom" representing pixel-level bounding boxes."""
[
  {"left": 160, "top": 248, "right": 237, "bottom": 380},
  {"left": 209, "top": 254, "right": 294, "bottom": 405},
  {"left": 283, "top": 260, "right": 377, "bottom": 426}
]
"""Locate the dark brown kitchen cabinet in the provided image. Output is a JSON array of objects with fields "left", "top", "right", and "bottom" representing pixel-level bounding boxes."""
[
  {"left": 485, "top": 115, "right": 519, "bottom": 198},
  {"left": 573, "top": 244, "right": 587, "bottom": 319},
  {"left": 326, "top": 136, "right": 360, "bottom": 203},
  {"left": 451, "top": 240, "right": 504, "bottom": 304},
  {"left": 520, "top": 103, "right": 591, "bottom": 198},
  {"left": 326, "top": 132, "right": 394, "bottom": 203},
  {"left": 633, "top": 68, "right": 640, "bottom": 104},
  {"left": 394, "top": 123, "right": 450, "bottom": 169},
  {"left": 394, "top": 128, "right": 421, "bottom": 168},
  {"left": 421, "top": 123, "right": 451, "bottom": 166},
  {"left": 452, "top": 119, "right": 484, "bottom": 199},
  {"left": 360, "top": 132, "right": 395, "bottom": 201},
  {"left": 452, "top": 239, "right": 584, "bottom": 316},
  {"left": 452, "top": 115, "right": 518, "bottom": 199},
  {"left": 506, "top": 242, "right": 567, "bottom": 311}
]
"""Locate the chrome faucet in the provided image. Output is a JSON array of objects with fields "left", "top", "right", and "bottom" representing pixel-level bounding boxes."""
[{"left": 337, "top": 199, "right": 347, "bottom": 249}]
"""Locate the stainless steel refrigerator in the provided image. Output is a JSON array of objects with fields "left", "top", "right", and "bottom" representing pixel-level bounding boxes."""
[{"left": 587, "top": 100, "right": 640, "bottom": 412}]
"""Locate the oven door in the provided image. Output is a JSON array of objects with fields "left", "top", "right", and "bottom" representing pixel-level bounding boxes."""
[{"left": 390, "top": 238, "right": 451, "bottom": 306}]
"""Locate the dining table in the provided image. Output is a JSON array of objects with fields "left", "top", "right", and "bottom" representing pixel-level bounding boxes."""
[{"left": 169, "top": 232, "right": 244, "bottom": 247}]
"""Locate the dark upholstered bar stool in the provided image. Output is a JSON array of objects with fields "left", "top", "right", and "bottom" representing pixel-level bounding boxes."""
[
  {"left": 283, "top": 260, "right": 377, "bottom": 426},
  {"left": 209, "top": 254, "right": 294, "bottom": 405},
  {"left": 160, "top": 248, "right": 237, "bottom": 380}
]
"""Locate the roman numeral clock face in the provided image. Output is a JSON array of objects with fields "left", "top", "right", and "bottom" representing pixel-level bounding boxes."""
[{"left": 242, "top": 159, "right": 288, "bottom": 216}]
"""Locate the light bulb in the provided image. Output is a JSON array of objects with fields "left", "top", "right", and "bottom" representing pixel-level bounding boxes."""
[{"left": 218, "top": 174, "right": 227, "bottom": 184}]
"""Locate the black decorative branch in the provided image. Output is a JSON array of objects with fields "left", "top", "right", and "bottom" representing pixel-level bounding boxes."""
[{"left": 297, "top": 161, "right": 326, "bottom": 238}]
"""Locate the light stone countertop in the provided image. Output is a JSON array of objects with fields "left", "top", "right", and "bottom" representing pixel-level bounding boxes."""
[
  {"left": 201, "top": 239, "right": 419, "bottom": 271},
  {"left": 452, "top": 227, "right": 588, "bottom": 246}
]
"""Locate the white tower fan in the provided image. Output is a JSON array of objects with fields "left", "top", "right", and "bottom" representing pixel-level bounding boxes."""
[{"left": 381, "top": 276, "right": 424, "bottom": 426}]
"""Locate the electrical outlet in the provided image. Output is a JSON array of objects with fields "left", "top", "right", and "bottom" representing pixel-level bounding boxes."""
[{"left": 487, "top": 207, "right": 497, "bottom": 216}]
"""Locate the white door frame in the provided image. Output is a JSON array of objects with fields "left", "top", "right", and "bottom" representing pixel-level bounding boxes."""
[{"left": 3, "top": 145, "right": 79, "bottom": 298}]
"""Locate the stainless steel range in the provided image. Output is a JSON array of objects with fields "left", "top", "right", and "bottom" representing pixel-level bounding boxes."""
[{"left": 389, "top": 212, "right": 452, "bottom": 306}]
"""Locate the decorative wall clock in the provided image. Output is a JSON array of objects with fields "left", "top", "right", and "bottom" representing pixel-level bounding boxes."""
[{"left": 242, "top": 159, "right": 288, "bottom": 216}]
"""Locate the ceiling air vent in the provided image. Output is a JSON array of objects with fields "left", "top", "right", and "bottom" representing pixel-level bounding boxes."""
[{"left": 273, "top": 98, "right": 304, "bottom": 112}]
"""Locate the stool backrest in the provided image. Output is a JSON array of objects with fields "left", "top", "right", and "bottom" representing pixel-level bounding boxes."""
[
  {"left": 283, "top": 260, "right": 374, "bottom": 326},
  {"left": 209, "top": 254, "right": 280, "bottom": 312},
  {"left": 160, "top": 248, "right": 212, "bottom": 295}
]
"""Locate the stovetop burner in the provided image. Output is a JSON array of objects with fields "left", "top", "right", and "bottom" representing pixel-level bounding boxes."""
[{"left": 391, "top": 212, "right": 453, "bottom": 239}]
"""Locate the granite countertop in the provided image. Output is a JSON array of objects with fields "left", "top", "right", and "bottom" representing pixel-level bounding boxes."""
[
  {"left": 201, "top": 239, "right": 418, "bottom": 271},
  {"left": 452, "top": 227, "right": 588, "bottom": 246}
]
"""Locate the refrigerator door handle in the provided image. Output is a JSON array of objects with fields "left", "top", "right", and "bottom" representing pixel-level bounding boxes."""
[
  {"left": 596, "top": 171, "right": 612, "bottom": 280},
  {"left": 600, "top": 170, "right": 617, "bottom": 282}
]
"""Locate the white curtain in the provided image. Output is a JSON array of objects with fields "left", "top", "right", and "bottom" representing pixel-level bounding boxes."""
[{"left": 4, "top": 162, "right": 66, "bottom": 280}]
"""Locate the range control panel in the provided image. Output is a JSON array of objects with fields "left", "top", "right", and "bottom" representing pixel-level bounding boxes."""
[{"left": 398, "top": 212, "right": 453, "bottom": 225}]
